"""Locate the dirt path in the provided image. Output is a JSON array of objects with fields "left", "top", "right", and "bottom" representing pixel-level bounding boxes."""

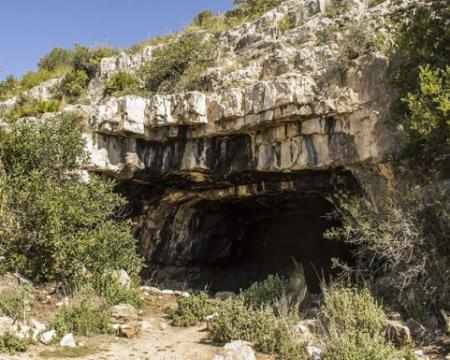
[{"left": 0, "top": 293, "right": 273, "bottom": 360}]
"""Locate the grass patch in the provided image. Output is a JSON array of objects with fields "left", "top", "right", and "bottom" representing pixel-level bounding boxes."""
[
  {"left": 39, "top": 345, "right": 100, "bottom": 358},
  {"left": 0, "top": 283, "right": 33, "bottom": 322}
]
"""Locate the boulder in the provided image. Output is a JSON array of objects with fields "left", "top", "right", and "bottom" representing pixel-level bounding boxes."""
[
  {"left": 118, "top": 321, "right": 140, "bottom": 339},
  {"left": 111, "top": 304, "right": 138, "bottom": 324},
  {"left": 213, "top": 341, "right": 256, "bottom": 360},
  {"left": 306, "top": 346, "right": 322, "bottom": 360},
  {"left": 60, "top": 333, "right": 76, "bottom": 347},
  {"left": 40, "top": 329, "right": 56, "bottom": 344},
  {"left": 386, "top": 320, "right": 411, "bottom": 347},
  {"left": 31, "top": 319, "right": 46, "bottom": 332}
]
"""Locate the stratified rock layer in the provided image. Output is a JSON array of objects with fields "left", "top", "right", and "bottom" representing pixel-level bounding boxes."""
[{"left": 1, "top": 0, "right": 409, "bottom": 289}]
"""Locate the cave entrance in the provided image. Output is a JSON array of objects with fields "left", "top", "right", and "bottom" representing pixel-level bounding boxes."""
[{"left": 186, "top": 189, "right": 354, "bottom": 294}]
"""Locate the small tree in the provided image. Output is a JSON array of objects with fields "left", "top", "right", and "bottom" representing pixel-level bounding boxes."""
[{"left": 0, "top": 113, "right": 143, "bottom": 288}]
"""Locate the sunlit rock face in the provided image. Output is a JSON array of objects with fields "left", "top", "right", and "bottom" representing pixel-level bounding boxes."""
[
  {"left": 2, "top": 0, "right": 407, "bottom": 289},
  {"left": 84, "top": 0, "right": 398, "bottom": 289}
]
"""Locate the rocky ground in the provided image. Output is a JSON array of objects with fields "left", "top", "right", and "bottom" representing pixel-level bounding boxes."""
[
  {"left": 0, "top": 289, "right": 266, "bottom": 360},
  {"left": 0, "top": 283, "right": 449, "bottom": 360}
]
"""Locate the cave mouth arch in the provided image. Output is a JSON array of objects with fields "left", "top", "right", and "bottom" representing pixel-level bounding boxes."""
[{"left": 141, "top": 169, "right": 358, "bottom": 293}]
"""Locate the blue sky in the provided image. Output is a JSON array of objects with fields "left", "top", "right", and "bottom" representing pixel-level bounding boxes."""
[{"left": 0, "top": 0, "right": 233, "bottom": 80}]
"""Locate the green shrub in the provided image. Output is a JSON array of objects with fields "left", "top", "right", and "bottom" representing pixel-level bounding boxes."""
[
  {"left": 326, "top": 185, "right": 450, "bottom": 317},
  {"left": 241, "top": 274, "right": 286, "bottom": 309},
  {"left": 208, "top": 297, "right": 305, "bottom": 359},
  {"left": 139, "top": 33, "right": 218, "bottom": 93},
  {"left": 71, "top": 44, "right": 118, "bottom": 79},
  {"left": 0, "top": 113, "right": 143, "bottom": 285},
  {"left": 241, "top": 266, "right": 308, "bottom": 316},
  {"left": 390, "top": 1, "right": 450, "bottom": 165},
  {"left": 38, "top": 48, "right": 74, "bottom": 72},
  {"left": 50, "top": 300, "right": 112, "bottom": 338},
  {"left": 0, "top": 76, "right": 18, "bottom": 100},
  {"left": 0, "top": 332, "right": 30, "bottom": 354},
  {"left": 103, "top": 71, "right": 141, "bottom": 97},
  {"left": 84, "top": 272, "right": 143, "bottom": 308},
  {"left": 7, "top": 99, "right": 61, "bottom": 120},
  {"left": 53, "top": 70, "right": 89, "bottom": 101},
  {"left": 318, "top": 287, "right": 387, "bottom": 337},
  {"left": 0, "top": 284, "right": 32, "bottom": 322},
  {"left": 324, "top": 332, "right": 414, "bottom": 360},
  {"left": 165, "top": 292, "right": 213, "bottom": 327}
]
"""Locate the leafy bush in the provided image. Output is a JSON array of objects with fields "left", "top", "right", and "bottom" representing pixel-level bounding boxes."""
[
  {"left": 71, "top": 44, "right": 118, "bottom": 79},
  {"left": 318, "top": 287, "right": 387, "bottom": 337},
  {"left": 0, "top": 76, "right": 18, "bottom": 101},
  {"left": 0, "top": 44, "right": 118, "bottom": 102},
  {"left": 6, "top": 98, "right": 61, "bottom": 120},
  {"left": 0, "top": 113, "right": 143, "bottom": 286},
  {"left": 208, "top": 297, "right": 305, "bottom": 359},
  {"left": 85, "top": 272, "right": 143, "bottom": 308},
  {"left": 38, "top": 48, "right": 74, "bottom": 72},
  {"left": 139, "top": 33, "right": 218, "bottom": 93},
  {"left": 0, "top": 332, "right": 30, "bottom": 354},
  {"left": 0, "top": 284, "right": 32, "bottom": 322},
  {"left": 50, "top": 300, "right": 112, "bottom": 338},
  {"left": 165, "top": 292, "right": 213, "bottom": 327},
  {"left": 103, "top": 71, "right": 141, "bottom": 97},
  {"left": 390, "top": 1, "right": 450, "bottom": 165},
  {"left": 324, "top": 332, "right": 414, "bottom": 360},
  {"left": 53, "top": 70, "right": 89, "bottom": 101},
  {"left": 326, "top": 185, "right": 450, "bottom": 317},
  {"left": 241, "top": 266, "right": 308, "bottom": 316}
]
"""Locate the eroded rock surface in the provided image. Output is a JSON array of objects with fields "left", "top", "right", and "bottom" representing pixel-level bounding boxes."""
[{"left": 0, "top": 0, "right": 412, "bottom": 290}]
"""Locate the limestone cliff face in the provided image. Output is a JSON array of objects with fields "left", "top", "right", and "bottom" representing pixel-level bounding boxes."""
[{"left": 1, "top": 0, "right": 410, "bottom": 289}]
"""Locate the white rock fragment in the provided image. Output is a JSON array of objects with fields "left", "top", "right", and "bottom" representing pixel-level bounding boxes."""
[
  {"left": 60, "top": 333, "right": 76, "bottom": 348},
  {"left": 40, "top": 329, "right": 56, "bottom": 344}
]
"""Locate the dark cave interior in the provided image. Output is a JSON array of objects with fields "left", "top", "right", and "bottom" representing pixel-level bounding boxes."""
[{"left": 189, "top": 192, "right": 353, "bottom": 293}]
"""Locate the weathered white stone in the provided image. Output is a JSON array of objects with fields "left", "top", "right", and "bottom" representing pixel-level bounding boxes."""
[
  {"left": 60, "top": 333, "right": 76, "bottom": 348},
  {"left": 40, "top": 329, "right": 56, "bottom": 344}
]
